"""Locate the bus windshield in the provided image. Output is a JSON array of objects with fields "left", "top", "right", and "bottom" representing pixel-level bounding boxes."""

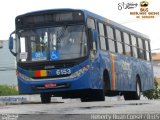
[{"left": 17, "top": 25, "right": 88, "bottom": 62}]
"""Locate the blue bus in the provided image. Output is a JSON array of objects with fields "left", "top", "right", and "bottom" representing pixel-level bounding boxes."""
[{"left": 9, "top": 9, "right": 154, "bottom": 103}]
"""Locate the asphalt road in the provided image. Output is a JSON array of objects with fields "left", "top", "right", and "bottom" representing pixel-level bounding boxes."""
[{"left": 0, "top": 97, "right": 160, "bottom": 120}]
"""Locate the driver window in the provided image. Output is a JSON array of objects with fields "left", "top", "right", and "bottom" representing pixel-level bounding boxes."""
[
  {"left": 87, "top": 18, "right": 95, "bottom": 29},
  {"left": 87, "top": 18, "right": 97, "bottom": 51},
  {"left": 19, "top": 37, "right": 27, "bottom": 61}
]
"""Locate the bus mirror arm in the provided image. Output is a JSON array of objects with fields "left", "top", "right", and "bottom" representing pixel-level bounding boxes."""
[
  {"left": 9, "top": 31, "right": 17, "bottom": 56},
  {"left": 10, "top": 49, "right": 17, "bottom": 56}
]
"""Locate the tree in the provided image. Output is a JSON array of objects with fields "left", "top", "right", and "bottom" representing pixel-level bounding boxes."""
[{"left": 143, "top": 78, "right": 160, "bottom": 99}]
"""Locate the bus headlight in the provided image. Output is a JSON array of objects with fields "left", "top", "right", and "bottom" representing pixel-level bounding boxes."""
[
  {"left": 70, "top": 65, "right": 90, "bottom": 78},
  {"left": 17, "top": 71, "right": 33, "bottom": 81}
]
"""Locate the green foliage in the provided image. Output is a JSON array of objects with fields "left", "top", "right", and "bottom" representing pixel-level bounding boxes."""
[
  {"left": 143, "top": 79, "right": 160, "bottom": 99},
  {"left": 0, "top": 85, "right": 18, "bottom": 96}
]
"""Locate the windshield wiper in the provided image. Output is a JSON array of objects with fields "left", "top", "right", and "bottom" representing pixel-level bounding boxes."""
[{"left": 57, "top": 26, "right": 68, "bottom": 43}]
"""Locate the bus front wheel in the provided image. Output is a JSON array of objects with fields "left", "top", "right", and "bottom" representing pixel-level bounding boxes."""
[{"left": 40, "top": 93, "right": 51, "bottom": 103}]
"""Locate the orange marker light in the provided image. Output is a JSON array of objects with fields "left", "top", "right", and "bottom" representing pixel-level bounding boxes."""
[{"left": 40, "top": 70, "right": 47, "bottom": 77}]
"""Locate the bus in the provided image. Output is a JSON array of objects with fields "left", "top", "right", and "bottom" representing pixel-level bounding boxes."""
[{"left": 9, "top": 9, "right": 154, "bottom": 103}]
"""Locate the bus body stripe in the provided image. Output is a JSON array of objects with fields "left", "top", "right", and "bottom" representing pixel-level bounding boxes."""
[
  {"left": 110, "top": 53, "right": 116, "bottom": 90},
  {"left": 34, "top": 70, "right": 41, "bottom": 77},
  {"left": 40, "top": 70, "right": 47, "bottom": 77}
]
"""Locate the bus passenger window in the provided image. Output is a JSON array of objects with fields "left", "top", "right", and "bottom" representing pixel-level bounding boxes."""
[
  {"left": 131, "top": 35, "right": 138, "bottom": 58},
  {"left": 123, "top": 32, "right": 131, "bottom": 56},
  {"left": 106, "top": 26, "right": 115, "bottom": 52},
  {"left": 145, "top": 40, "right": 150, "bottom": 61},
  {"left": 115, "top": 29, "right": 123, "bottom": 54},
  {"left": 138, "top": 38, "right": 145, "bottom": 59},
  {"left": 98, "top": 22, "right": 106, "bottom": 50}
]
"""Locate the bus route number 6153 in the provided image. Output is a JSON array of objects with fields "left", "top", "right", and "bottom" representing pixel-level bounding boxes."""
[{"left": 56, "top": 69, "right": 71, "bottom": 75}]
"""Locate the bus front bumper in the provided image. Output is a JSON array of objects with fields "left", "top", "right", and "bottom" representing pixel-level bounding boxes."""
[{"left": 17, "top": 70, "right": 92, "bottom": 94}]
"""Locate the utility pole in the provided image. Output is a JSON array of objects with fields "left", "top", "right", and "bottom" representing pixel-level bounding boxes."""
[{"left": 0, "top": 40, "right": 3, "bottom": 48}]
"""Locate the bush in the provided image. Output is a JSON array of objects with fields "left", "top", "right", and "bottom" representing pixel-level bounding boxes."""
[
  {"left": 143, "top": 79, "right": 160, "bottom": 99},
  {"left": 0, "top": 85, "right": 18, "bottom": 96}
]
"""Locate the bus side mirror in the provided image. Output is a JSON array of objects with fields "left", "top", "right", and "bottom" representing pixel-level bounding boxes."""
[
  {"left": 9, "top": 31, "right": 17, "bottom": 56},
  {"left": 9, "top": 36, "right": 13, "bottom": 50}
]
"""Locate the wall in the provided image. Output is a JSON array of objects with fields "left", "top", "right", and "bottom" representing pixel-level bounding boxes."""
[{"left": 0, "top": 40, "right": 17, "bottom": 85}]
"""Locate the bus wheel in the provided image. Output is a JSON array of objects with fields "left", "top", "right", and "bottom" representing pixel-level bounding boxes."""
[
  {"left": 134, "top": 79, "right": 141, "bottom": 100},
  {"left": 124, "top": 78, "right": 141, "bottom": 100},
  {"left": 40, "top": 93, "right": 51, "bottom": 103}
]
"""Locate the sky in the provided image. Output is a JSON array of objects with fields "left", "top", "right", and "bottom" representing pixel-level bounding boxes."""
[{"left": 0, "top": 0, "right": 160, "bottom": 51}]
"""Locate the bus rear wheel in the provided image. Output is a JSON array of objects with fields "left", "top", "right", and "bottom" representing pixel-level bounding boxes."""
[
  {"left": 40, "top": 93, "right": 51, "bottom": 103},
  {"left": 124, "top": 78, "right": 141, "bottom": 100}
]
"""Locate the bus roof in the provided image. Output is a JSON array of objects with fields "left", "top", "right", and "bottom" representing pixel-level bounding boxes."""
[
  {"left": 17, "top": 8, "right": 150, "bottom": 40},
  {"left": 81, "top": 9, "right": 149, "bottom": 40}
]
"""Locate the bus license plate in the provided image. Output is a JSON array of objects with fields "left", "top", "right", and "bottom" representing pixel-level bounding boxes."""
[{"left": 44, "top": 83, "right": 57, "bottom": 88}]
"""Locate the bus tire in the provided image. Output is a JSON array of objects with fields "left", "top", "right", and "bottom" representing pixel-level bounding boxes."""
[
  {"left": 124, "top": 77, "right": 141, "bottom": 100},
  {"left": 134, "top": 78, "right": 141, "bottom": 100},
  {"left": 40, "top": 93, "right": 51, "bottom": 103}
]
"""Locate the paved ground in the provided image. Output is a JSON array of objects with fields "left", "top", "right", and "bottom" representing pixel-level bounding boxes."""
[
  {"left": 0, "top": 99, "right": 160, "bottom": 114},
  {"left": 0, "top": 96, "right": 159, "bottom": 120}
]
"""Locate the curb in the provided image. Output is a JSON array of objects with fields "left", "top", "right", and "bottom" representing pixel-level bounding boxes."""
[
  {"left": 0, "top": 95, "right": 40, "bottom": 105},
  {"left": 0, "top": 95, "right": 80, "bottom": 105}
]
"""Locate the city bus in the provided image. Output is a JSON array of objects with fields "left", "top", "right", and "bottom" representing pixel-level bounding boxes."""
[{"left": 9, "top": 9, "right": 154, "bottom": 103}]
